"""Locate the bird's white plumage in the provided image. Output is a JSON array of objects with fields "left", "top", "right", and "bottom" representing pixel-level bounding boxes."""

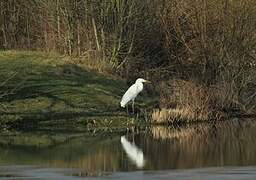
[
  {"left": 120, "top": 83, "right": 142, "bottom": 107},
  {"left": 120, "top": 78, "right": 147, "bottom": 108}
]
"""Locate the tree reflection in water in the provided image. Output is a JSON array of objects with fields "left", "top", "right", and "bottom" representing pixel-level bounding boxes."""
[{"left": 137, "top": 119, "right": 256, "bottom": 169}]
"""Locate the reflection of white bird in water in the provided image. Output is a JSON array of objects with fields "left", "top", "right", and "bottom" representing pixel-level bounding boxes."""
[
  {"left": 121, "top": 136, "right": 145, "bottom": 168},
  {"left": 120, "top": 78, "right": 150, "bottom": 113}
]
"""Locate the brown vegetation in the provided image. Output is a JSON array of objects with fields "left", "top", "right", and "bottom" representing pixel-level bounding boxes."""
[{"left": 151, "top": 0, "right": 256, "bottom": 123}]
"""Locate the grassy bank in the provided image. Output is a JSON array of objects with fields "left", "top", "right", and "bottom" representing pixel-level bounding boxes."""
[{"left": 0, "top": 51, "right": 140, "bottom": 130}]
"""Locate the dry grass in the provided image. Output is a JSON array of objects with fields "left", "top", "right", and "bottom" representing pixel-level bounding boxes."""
[
  {"left": 152, "top": 108, "right": 207, "bottom": 124},
  {"left": 152, "top": 77, "right": 254, "bottom": 124},
  {"left": 69, "top": 53, "right": 114, "bottom": 74},
  {"left": 152, "top": 79, "right": 229, "bottom": 124}
]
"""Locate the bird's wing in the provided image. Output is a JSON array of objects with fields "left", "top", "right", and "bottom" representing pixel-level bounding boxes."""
[{"left": 120, "top": 84, "right": 138, "bottom": 107}]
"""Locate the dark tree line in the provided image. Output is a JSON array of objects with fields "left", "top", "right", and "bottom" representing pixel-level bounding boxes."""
[{"left": 0, "top": 0, "right": 151, "bottom": 67}]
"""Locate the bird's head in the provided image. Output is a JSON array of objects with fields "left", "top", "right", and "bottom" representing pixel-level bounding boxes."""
[{"left": 135, "top": 78, "right": 151, "bottom": 84}]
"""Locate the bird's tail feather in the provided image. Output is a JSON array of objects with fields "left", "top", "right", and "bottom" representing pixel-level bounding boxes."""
[{"left": 120, "top": 100, "right": 126, "bottom": 108}]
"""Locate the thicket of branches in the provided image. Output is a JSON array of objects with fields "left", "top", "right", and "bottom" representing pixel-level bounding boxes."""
[
  {"left": 155, "top": 0, "right": 256, "bottom": 115},
  {"left": 0, "top": 0, "right": 155, "bottom": 68},
  {"left": 1, "top": 0, "right": 256, "bottom": 113}
]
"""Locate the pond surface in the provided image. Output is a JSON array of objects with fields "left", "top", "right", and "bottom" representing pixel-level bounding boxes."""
[{"left": 0, "top": 119, "right": 256, "bottom": 179}]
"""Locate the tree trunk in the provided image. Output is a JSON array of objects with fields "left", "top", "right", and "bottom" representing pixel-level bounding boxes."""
[
  {"left": 92, "top": 17, "right": 100, "bottom": 51},
  {"left": 77, "top": 22, "right": 81, "bottom": 56}
]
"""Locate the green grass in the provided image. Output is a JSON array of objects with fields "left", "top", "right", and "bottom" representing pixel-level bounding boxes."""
[{"left": 0, "top": 51, "right": 135, "bottom": 130}]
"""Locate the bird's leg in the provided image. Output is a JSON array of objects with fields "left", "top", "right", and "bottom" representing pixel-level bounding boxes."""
[
  {"left": 126, "top": 104, "right": 129, "bottom": 114},
  {"left": 132, "top": 127, "right": 135, "bottom": 145},
  {"left": 132, "top": 100, "right": 135, "bottom": 114}
]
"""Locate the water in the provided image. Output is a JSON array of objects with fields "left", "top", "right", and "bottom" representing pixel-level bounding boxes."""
[{"left": 0, "top": 119, "right": 256, "bottom": 179}]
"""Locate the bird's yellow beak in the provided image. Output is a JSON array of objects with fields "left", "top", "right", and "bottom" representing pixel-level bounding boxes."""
[{"left": 145, "top": 80, "right": 151, "bottom": 83}]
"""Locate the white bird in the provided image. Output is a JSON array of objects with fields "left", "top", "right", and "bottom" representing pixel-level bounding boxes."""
[
  {"left": 120, "top": 78, "right": 150, "bottom": 113},
  {"left": 121, "top": 136, "right": 145, "bottom": 168}
]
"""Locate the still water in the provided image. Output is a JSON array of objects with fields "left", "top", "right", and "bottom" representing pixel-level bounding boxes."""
[{"left": 0, "top": 119, "right": 256, "bottom": 179}]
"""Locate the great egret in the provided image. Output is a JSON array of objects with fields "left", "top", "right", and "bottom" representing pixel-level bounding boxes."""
[{"left": 120, "top": 78, "right": 150, "bottom": 113}]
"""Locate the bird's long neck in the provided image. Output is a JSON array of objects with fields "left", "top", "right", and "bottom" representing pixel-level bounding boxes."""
[{"left": 136, "top": 82, "right": 143, "bottom": 91}]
